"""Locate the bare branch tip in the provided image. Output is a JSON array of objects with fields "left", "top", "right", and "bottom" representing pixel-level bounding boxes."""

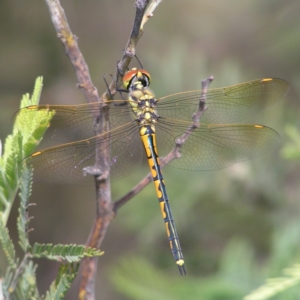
[{"left": 201, "top": 75, "right": 214, "bottom": 90}]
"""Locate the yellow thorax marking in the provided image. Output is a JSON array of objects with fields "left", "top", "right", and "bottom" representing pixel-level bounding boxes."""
[{"left": 129, "top": 81, "right": 157, "bottom": 126}]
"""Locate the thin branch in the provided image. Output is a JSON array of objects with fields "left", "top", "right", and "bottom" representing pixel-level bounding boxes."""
[
  {"left": 114, "top": 174, "right": 152, "bottom": 211},
  {"left": 44, "top": 1, "right": 114, "bottom": 300},
  {"left": 44, "top": 0, "right": 102, "bottom": 119},
  {"left": 142, "top": 0, "right": 163, "bottom": 30},
  {"left": 103, "top": 0, "right": 149, "bottom": 101},
  {"left": 114, "top": 76, "right": 214, "bottom": 211},
  {"left": 103, "top": 0, "right": 164, "bottom": 101}
]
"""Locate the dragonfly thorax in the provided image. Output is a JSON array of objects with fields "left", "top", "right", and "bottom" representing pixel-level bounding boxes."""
[{"left": 128, "top": 78, "right": 159, "bottom": 127}]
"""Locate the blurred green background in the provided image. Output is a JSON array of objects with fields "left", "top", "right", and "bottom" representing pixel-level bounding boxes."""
[{"left": 1, "top": 0, "right": 300, "bottom": 299}]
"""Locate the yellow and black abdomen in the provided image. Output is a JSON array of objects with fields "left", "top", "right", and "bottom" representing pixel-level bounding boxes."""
[{"left": 140, "top": 124, "right": 186, "bottom": 275}]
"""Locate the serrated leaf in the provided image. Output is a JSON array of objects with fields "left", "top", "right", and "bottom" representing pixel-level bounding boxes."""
[
  {"left": 2, "top": 266, "right": 14, "bottom": 299},
  {"left": 31, "top": 77, "right": 43, "bottom": 107},
  {"left": 44, "top": 263, "right": 79, "bottom": 300},
  {"left": 13, "top": 260, "right": 40, "bottom": 300},
  {"left": 31, "top": 243, "right": 103, "bottom": 263},
  {"left": 17, "top": 165, "right": 33, "bottom": 251},
  {"left": 3, "top": 133, "right": 21, "bottom": 191},
  {"left": 3, "top": 262, "right": 39, "bottom": 299},
  {"left": 0, "top": 220, "right": 16, "bottom": 269},
  {"left": 11, "top": 76, "right": 53, "bottom": 161},
  {"left": 14, "top": 107, "right": 55, "bottom": 160},
  {"left": 0, "top": 77, "right": 49, "bottom": 226}
]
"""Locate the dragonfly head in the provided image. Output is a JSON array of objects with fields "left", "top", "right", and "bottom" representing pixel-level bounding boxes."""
[{"left": 123, "top": 68, "right": 151, "bottom": 91}]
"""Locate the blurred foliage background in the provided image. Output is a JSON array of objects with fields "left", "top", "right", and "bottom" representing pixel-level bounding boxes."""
[{"left": 1, "top": 0, "right": 300, "bottom": 299}]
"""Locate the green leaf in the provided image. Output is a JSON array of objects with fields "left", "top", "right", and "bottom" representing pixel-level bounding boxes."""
[
  {"left": 3, "top": 259, "right": 39, "bottom": 299},
  {"left": 31, "top": 243, "right": 103, "bottom": 263},
  {"left": 13, "top": 260, "right": 40, "bottom": 300},
  {"left": 0, "top": 76, "right": 52, "bottom": 226},
  {"left": 0, "top": 219, "right": 16, "bottom": 269},
  {"left": 0, "top": 134, "right": 19, "bottom": 215},
  {"left": 13, "top": 77, "right": 55, "bottom": 160},
  {"left": 44, "top": 264, "right": 79, "bottom": 300},
  {"left": 2, "top": 266, "right": 14, "bottom": 299},
  {"left": 17, "top": 165, "right": 33, "bottom": 251},
  {"left": 31, "top": 77, "right": 44, "bottom": 107},
  {"left": 0, "top": 77, "right": 54, "bottom": 299}
]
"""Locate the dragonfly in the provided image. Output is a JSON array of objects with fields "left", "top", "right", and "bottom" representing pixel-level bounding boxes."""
[{"left": 17, "top": 69, "right": 289, "bottom": 275}]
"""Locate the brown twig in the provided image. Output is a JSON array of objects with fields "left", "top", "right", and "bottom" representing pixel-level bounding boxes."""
[
  {"left": 114, "top": 76, "right": 214, "bottom": 211},
  {"left": 44, "top": 0, "right": 102, "bottom": 120},
  {"left": 101, "top": 0, "right": 150, "bottom": 102},
  {"left": 44, "top": 1, "right": 114, "bottom": 299}
]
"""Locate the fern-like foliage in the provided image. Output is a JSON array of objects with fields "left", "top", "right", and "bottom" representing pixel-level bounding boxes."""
[
  {"left": 0, "top": 77, "right": 48, "bottom": 299},
  {"left": 244, "top": 264, "right": 300, "bottom": 300},
  {"left": 31, "top": 243, "right": 103, "bottom": 263},
  {"left": 17, "top": 165, "right": 33, "bottom": 252},
  {"left": 13, "top": 261, "right": 40, "bottom": 300},
  {"left": 0, "top": 220, "right": 16, "bottom": 269},
  {"left": 2, "top": 261, "right": 39, "bottom": 300},
  {"left": 0, "top": 77, "right": 103, "bottom": 299},
  {"left": 0, "top": 76, "right": 52, "bottom": 225},
  {"left": 43, "top": 264, "right": 79, "bottom": 300}
]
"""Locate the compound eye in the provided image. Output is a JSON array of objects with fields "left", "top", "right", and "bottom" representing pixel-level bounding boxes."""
[
  {"left": 123, "top": 68, "right": 151, "bottom": 90},
  {"left": 139, "top": 69, "right": 151, "bottom": 83},
  {"left": 123, "top": 69, "right": 139, "bottom": 90},
  {"left": 139, "top": 70, "right": 151, "bottom": 87}
]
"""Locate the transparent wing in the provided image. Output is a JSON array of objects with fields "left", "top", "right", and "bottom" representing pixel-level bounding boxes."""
[
  {"left": 15, "top": 101, "right": 134, "bottom": 143},
  {"left": 24, "top": 121, "right": 142, "bottom": 184},
  {"left": 15, "top": 78, "right": 288, "bottom": 143},
  {"left": 15, "top": 78, "right": 288, "bottom": 183},
  {"left": 156, "top": 78, "right": 289, "bottom": 124},
  {"left": 156, "top": 120, "right": 280, "bottom": 170}
]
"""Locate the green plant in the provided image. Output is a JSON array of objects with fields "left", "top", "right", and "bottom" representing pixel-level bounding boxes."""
[{"left": 0, "top": 78, "right": 102, "bottom": 299}]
